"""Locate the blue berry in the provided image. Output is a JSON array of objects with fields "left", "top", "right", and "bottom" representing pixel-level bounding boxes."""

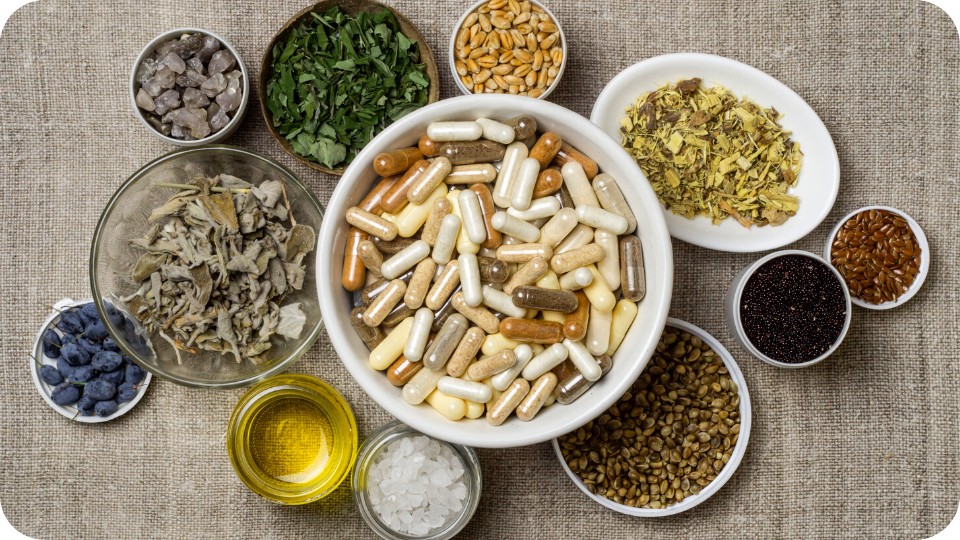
[
  {"left": 117, "top": 382, "right": 139, "bottom": 403},
  {"left": 56, "top": 310, "right": 83, "bottom": 334},
  {"left": 77, "top": 338, "right": 101, "bottom": 357},
  {"left": 79, "top": 303, "right": 101, "bottom": 325},
  {"left": 56, "top": 357, "right": 76, "bottom": 379},
  {"left": 67, "top": 365, "right": 97, "bottom": 383},
  {"left": 84, "top": 320, "right": 109, "bottom": 342},
  {"left": 39, "top": 364, "right": 64, "bottom": 386},
  {"left": 42, "top": 329, "right": 61, "bottom": 358},
  {"left": 51, "top": 382, "right": 81, "bottom": 406},
  {"left": 125, "top": 362, "right": 146, "bottom": 385},
  {"left": 91, "top": 351, "right": 123, "bottom": 371},
  {"left": 60, "top": 333, "right": 77, "bottom": 347},
  {"left": 76, "top": 395, "right": 97, "bottom": 416},
  {"left": 83, "top": 379, "right": 116, "bottom": 401},
  {"left": 103, "top": 338, "right": 120, "bottom": 352},
  {"left": 104, "top": 304, "right": 126, "bottom": 328},
  {"left": 60, "top": 343, "right": 88, "bottom": 366},
  {"left": 99, "top": 368, "right": 125, "bottom": 385},
  {"left": 94, "top": 400, "right": 118, "bottom": 418}
]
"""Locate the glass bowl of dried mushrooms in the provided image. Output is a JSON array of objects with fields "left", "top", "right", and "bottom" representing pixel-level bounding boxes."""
[{"left": 90, "top": 145, "right": 324, "bottom": 388}]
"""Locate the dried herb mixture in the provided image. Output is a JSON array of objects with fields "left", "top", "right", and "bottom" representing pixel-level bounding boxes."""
[
  {"left": 124, "top": 174, "right": 315, "bottom": 364},
  {"left": 621, "top": 78, "right": 803, "bottom": 227}
]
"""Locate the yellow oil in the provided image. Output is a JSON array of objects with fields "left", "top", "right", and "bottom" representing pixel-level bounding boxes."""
[{"left": 248, "top": 397, "right": 335, "bottom": 484}]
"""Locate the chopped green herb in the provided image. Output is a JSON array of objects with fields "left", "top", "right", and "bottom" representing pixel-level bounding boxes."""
[{"left": 266, "top": 7, "right": 431, "bottom": 169}]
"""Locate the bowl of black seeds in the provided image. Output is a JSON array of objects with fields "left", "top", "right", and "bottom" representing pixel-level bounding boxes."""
[{"left": 724, "top": 250, "right": 851, "bottom": 368}]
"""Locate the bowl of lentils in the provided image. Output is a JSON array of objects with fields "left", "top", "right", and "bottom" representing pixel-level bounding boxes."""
[
  {"left": 724, "top": 249, "right": 852, "bottom": 368},
  {"left": 130, "top": 28, "right": 249, "bottom": 145}
]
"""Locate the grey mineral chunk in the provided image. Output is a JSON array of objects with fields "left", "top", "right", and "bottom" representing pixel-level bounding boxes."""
[
  {"left": 136, "top": 88, "right": 156, "bottom": 111},
  {"left": 141, "top": 75, "right": 164, "bottom": 97},
  {"left": 159, "top": 52, "right": 186, "bottom": 74},
  {"left": 136, "top": 57, "right": 157, "bottom": 84},
  {"left": 170, "top": 123, "right": 186, "bottom": 139},
  {"left": 186, "top": 56, "right": 204, "bottom": 74},
  {"left": 196, "top": 35, "right": 221, "bottom": 63},
  {"left": 209, "top": 108, "right": 231, "bottom": 132},
  {"left": 190, "top": 119, "right": 212, "bottom": 140},
  {"left": 154, "top": 66, "right": 176, "bottom": 90},
  {"left": 207, "top": 50, "right": 236, "bottom": 75},
  {"left": 176, "top": 69, "right": 206, "bottom": 88},
  {"left": 216, "top": 87, "right": 241, "bottom": 113},
  {"left": 182, "top": 87, "right": 210, "bottom": 108},
  {"left": 164, "top": 33, "right": 203, "bottom": 58},
  {"left": 200, "top": 73, "right": 227, "bottom": 98},
  {"left": 153, "top": 89, "right": 181, "bottom": 115},
  {"left": 147, "top": 114, "right": 171, "bottom": 136}
]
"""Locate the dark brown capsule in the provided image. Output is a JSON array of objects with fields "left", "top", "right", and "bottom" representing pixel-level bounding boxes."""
[
  {"left": 511, "top": 286, "right": 579, "bottom": 313},
  {"left": 555, "top": 354, "right": 612, "bottom": 404},
  {"left": 619, "top": 235, "right": 646, "bottom": 302},
  {"left": 350, "top": 306, "right": 385, "bottom": 349},
  {"left": 439, "top": 140, "right": 506, "bottom": 165},
  {"left": 371, "top": 236, "right": 418, "bottom": 255},
  {"left": 358, "top": 176, "right": 399, "bottom": 215}
]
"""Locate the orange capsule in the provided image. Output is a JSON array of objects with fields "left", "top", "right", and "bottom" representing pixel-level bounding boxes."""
[
  {"left": 563, "top": 291, "right": 590, "bottom": 340},
  {"left": 380, "top": 160, "right": 429, "bottom": 214},
  {"left": 374, "top": 147, "right": 423, "bottom": 177},
  {"left": 469, "top": 183, "right": 502, "bottom": 250},
  {"left": 529, "top": 131, "right": 562, "bottom": 168},
  {"left": 499, "top": 317, "right": 564, "bottom": 344},
  {"left": 532, "top": 168, "right": 563, "bottom": 198},
  {"left": 418, "top": 135, "right": 440, "bottom": 157},
  {"left": 386, "top": 355, "right": 423, "bottom": 386},
  {"left": 359, "top": 176, "right": 399, "bottom": 214},
  {"left": 553, "top": 142, "right": 599, "bottom": 179},
  {"left": 342, "top": 227, "right": 367, "bottom": 292}
]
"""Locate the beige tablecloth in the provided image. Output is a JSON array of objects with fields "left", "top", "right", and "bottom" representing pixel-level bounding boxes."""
[{"left": 1, "top": 0, "right": 957, "bottom": 537}]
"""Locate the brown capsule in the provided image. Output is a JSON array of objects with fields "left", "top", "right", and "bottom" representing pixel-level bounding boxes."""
[
  {"left": 360, "top": 269, "right": 415, "bottom": 305},
  {"left": 470, "top": 183, "right": 502, "bottom": 249},
  {"left": 451, "top": 292, "right": 501, "bottom": 334},
  {"left": 503, "top": 114, "right": 537, "bottom": 139},
  {"left": 421, "top": 198, "right": 453, "bottom": 246},
  {"left": 440, "top": 140, "right": 507, "bottom": 165},
  {"left": 431, "top": 294, "right": 458, "bottom": 333},
  {"left": 529, "top": 131, "right": 562, "bottom": 168},
  {"left": 418, "top": 134, "right": 440, "bottom": 157},
  {"left": 499, "top": 317, "right": 564, "bottom": 343},
  {"left": 446, "top": 326, "right": 485, "bottom": 377},
  {"left": 350, "top": 306, "right": 385, "bottom": 349},
  {"left": 359, "top": 176, "right": 399, "bottom": 214},
  {"left": 404, "top": 258, "right": 437, "bottom": 309},
  {"left": 382, "top": 301, "right": 416, "bottom": 328},
  {"left": 532, "top": 168, "right": 563, "bottom": 198},
  {"left": 386, "top": 355, "right": 422, "bottom": 386},
  {"left": 380, "top": 160, "right": 430, "bottom": 213},
  {"left": 357, "top": 240, "right": 383, "bottom": 276},
  {"left": 374, "top": 147, "right": 423, "bottom": 177},
  {"left": 555, "top": 354, "right": 612, "bottom": 404},
  {"left": 341, "top": 227, "right": 367, "bottom": 292},
  {"left": 619, "top": 235, "right": 645, "bottom": 302},
  {"left": 553, "top": 142, "right": 599, "bottom": 179},
  {"left": 370, "top": 236, "right": 418, "bottom": 255},
  {"left": 512, "top": 286, "right": 579, "bottom": 313},
  {"left": 477, "top": 256, "right": 510, "bottom": 283},
  {"left": 563, "top": 291, "right": 590, "bottom": 340}
]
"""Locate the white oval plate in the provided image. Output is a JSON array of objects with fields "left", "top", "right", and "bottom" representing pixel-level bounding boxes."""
[
  {"left": 591, "top": 53, "right": 840, "bottom": 253},
  {"left": 31, "top": 298, "right": 152, "bottom": 423}
]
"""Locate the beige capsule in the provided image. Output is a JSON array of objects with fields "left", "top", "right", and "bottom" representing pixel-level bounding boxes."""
[
  {"left": 425, "top": 260, "right": 461, "bottom": 310},
  {"left": 503, "top": 256, "right": 549, "bottom": 294},
  {"left": 346, "top": 207, "right": 398, "bottom": 241},
  {"left": 487, "top": 378, "right": 530, "bottom": 426},
  {"left": 404, "top": 258, "right": 437, "bottom": 309},
  {"left": 468, "top": 349, "right": 517, "bottom": 380},
  {"left": 362, "top": 279, "right": 406, "bottom": 327},
  {"left": 446, "top": 326, "right": 485, "bottom": 377},
  {"left": 516, "top": 372, "right": 558, "bottom": 421},
  {"left": 357, "top": 240, "right": 383, "bottom": 276},
  {"left": 555, "top": 223, "right": 595, "bottom": 254},
  {"left": 551, "top": 243, "right": 605, "bottom": 274},
  {"left": 451, "top": 291, "right": 501, "bottom": 334},
  {"left": 496, "top": 242, "right": 553, "bottom": 263},
  {"left": 421, "top": 197, "right": 452, "bottom": 246}
]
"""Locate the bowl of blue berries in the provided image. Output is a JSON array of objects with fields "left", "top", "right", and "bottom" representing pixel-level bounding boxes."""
[{"left": 31, "top": 298, "right": 151, "bottom": 422}]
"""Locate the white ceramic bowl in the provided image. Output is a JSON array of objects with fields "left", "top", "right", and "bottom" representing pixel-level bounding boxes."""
[
  {"left": 552, "top": 318, "right": 752, "bottom": 516},
  {"left": 822, "top": 206, "right": 930, "bottom": 310},
  {"left": 591, "top": 53, "right": 840, "bottom": 253},
  {"left": 724, "top": 250, "right": 852, "bottom": 368},
  {"left": 130, "top": 28, "right": 249, "bottom": 146},
  {"left": 31, "top": 298, "right": 152, "bottom": 423},
  {"left": 448, "top": 0, "right": 567, "bottom": 99},
  {"left": 318, "top": 94, "right": 673, "bottom": 448}
]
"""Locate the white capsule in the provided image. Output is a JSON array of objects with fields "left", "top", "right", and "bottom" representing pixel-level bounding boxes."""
[
  {"left": 476, "top": 118, "right": 516, "bottom": 145},
  {"left": 447, "top": 191, "right": 479, "bottom": 255},
  {"left": 563, "top": 338, "right": 602, "bottom": 382},
  {"left": 560, "top": 161, "right": 601, "bottom": 208},
  {"left": 427, "top": 121, "right": 483, "bottom": 142},
  {"left": 586, "top": 305, "right": 611, "bottom": 356},
  {"left": 510, "top": 158, "right": 541, "bottom": 211},
  {"left": 538, "top": 207, "right": 580, "bottom": 248},
  {"left": 554, "top": 223, "right": 594, "bottom": 255},
  {"left": 491, "top": 344, "right": 534, "bottom": 391},
  {"left": 404, "top": 307, "right": 435, "bottom": 361},
  {"left": 458, "top": 189, "right": 487, "bottom": 244},
  {"left": 481, "top": 284, "right": 527, "bottom": 318},
  {"left": 432, "top": 214, "right": 461, "bottom": 264},
  {"left": 492, "top": 141, "right": 529, "bottom": 207},
  {"left": 594, "top": 229, "right": 621, "bottom": 290},
  {"left": 492, "top": 211, "right": 540, "bottom": 243},
  {"left": 402, "top": 366, "right": 445, "bottom": 405},
  {"left": 507, "top": 196, "right": 562, "bottom": 222},
  {"left": 458, "top": 253, "right": 482, "bottom": 307},
  {"left": 381, "top": 240, "right": 430, "bottom": 279},
  {"left": 521, "top": 342, "right": 568, "bottom": 380},
  {"left": 437, "top": 376, "right": 493, "bottom": 403},
  {"left": 559, "top": 267, "right": 594, "bottom": 290},
  {"left": 576, "top": 206, "right": 629, "bottom": 235}
]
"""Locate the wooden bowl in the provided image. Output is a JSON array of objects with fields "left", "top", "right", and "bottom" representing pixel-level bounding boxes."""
[{"left": 259, "top": 0, "right": 440, "bottom": 176}]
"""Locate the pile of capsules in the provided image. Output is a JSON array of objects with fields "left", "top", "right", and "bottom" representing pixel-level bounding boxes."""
[{"left": 342, "top": 115, "right": 645, "bottom": 425}]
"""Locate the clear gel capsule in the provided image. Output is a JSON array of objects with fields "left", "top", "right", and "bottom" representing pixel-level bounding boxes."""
[
  {"left": 555, "top": 354, "right": 612, "bottom": 404},
  {"left": 477, "top": 255, "right": 510, "bottom": 283},
  {"left": 427, "top": 121, "right": 483, "bottom": 142},
  {"left": 350, "top": 306, "right": 385, "bottom": 350},
  {"left": 503, "top": 115, "right": 537, "bottom": 140},
  {"left": 370, "top": 236, "right": 417, "bottom": 255},
  {"left": 432, "top": 214, "right": 461, "bottom": 264},
  {"left": 491, "top": 344, "right": 534, "bottom": 391},
  {"left": 606, "top": 299, "right": 638, "bottom": 356},
  {"left": 386, "top": 355, "right": 422, "bottom": 386},
  {"left": 346, "top": 207, "right": 398, "bottom": 241},
  {"left": 342, "top": 227, "right": 367, "bottom": 292},
  {"left": 381, "top": 240, "right": 430, "bottom": 279},
  {"left": 507, "top": 196, "right": 561, "bottom": 222},
  {"left": 383, "top": 302, "right": 416, "bottom": 328},
  {"left": 516, "top": 372, "right": 558, "bottom": 421},
  {"left": 458, "top": 189, "right": 488, "bottom": 244},
  {"left": 438, "top": 377, "right": 493, "bottom": 403},
  {"left": 560, "top": 161, "right": 601, "bottom": 208},
  {"left": 510, "top": 158, "right": 541, "bottom": 211},
  {"left": 370, "top": 317, "right": 414, "bottom": 370},
  {"left": 620, "top": 235, "right": 646, "bottom": 302},
  {"left": 511, "top": 286, "right": 579, "bottom": 313},
  {"left": 431, "top": 294, "right": 457, "bottom": 333},
  {"left": 521, "top": 342, "right": 569, "bottom": 381},
  {"left": 492, "top": 212, "right": 540, "bottom": 243},
  {"left": 402, "top": 365, "right": 445, "bottom": 405},
  {"left": 357, "top": 239, "right": 383, "bottom": 276},
  {"left": 576, "top": 205, "right": 628, "bottom": 235},
  {"left": 423, "top": 314, "right": 469, "bottom": 370},
  {"left": 487, "top": 378, "right": 530, "bottom": 426},
  {"left": 592, "top": 173, "right": 637, "bottom": 234},
  {"left": 475, "top": 117, "right": 516, "bottom": 145},
  {"left": 594, "top": 229, "right": 621, "bottom": 290},
  {"left": 446, "top": 326, "right": 485, "bottom": 377},
  {"left": 440, "top": 140, "right": 506, "bottom": 165},
  {"left": 554, "top": 142, "right": 599, "bottom": 180},
  {"left": 492, "top": 141, "right": 529, "bottom": 207},
  {"left": 458, "top": 253, "right": 482, "bottom": 307},
  {"left": 403, "top": 307, "right": 434, "bottom": 362}
]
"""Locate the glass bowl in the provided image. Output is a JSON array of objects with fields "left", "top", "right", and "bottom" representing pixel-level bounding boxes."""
[
  {"left": 352, "top": 421, "right": 482, "bottom": 540},
  {"left": 90, "top": 145, "right": 324, "bottom": 388}
]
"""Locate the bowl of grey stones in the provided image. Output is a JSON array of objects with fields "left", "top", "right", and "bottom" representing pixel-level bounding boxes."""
[{"left": 130, "top": 28, "right": 249, "bottom": 146}]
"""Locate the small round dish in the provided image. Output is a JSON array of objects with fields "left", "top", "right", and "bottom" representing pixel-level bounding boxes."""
[
  {"left": 449, "top": 0, "right": 567, "bottom": 99},
  {"left": 552, "top": 318, "right": 752, "bottom": 517},
  {"left": 590, "top": 53, "right": 840, "bottom": 253},
  {"left": 31, "top": 298, "right": 152, "bottom": 423},
  {"left": 130, "top": 28, "right": 249, "bottom": 146},
  {"left": 725, "top": 250, "right": 852, "bottom": 368},
  {"left": 353, "top": 420, "right": 481, "bottom": 540},
  {"left": 823, "top": 206, "right": 929, "bottom": 310}
]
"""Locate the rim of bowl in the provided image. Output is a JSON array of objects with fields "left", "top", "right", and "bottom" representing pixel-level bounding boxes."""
[
  {"left": 352, "top": 420, "right": 482, "bottom": 540},
  {"left": 89, "top": 144, "right": 325, "bottom": 389},
  {"left": 729, "top": 249, "right": 852, "bottom": 369},
  {"left": 31, "top": 298, "right": 152, "bottom": 423},
  {"left": 448, "top": 0, "right": 567, "bottom": 100},
  {"left": 822, "top": 205, "right": 930, "bottom": 310},
  {"left": 129, "top": 28, "right": 250, "bottom": 147},
  {"left": 319, "top": 94, "right": 673, "bottom": 447},
  {"left": 551, "top": 317, "right": 752, "bottom": 517}
]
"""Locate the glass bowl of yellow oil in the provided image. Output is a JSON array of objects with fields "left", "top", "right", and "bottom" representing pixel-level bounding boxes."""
[{"left": 227, "top": 374, "right": 358, "bottom": 504}]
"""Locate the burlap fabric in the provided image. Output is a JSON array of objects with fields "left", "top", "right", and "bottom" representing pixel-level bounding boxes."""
[{"left": 0, "top": 0, "right": 957, "bottom": 537}]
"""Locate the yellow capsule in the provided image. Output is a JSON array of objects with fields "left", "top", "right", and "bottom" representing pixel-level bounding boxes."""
[
  {"left": 583, "top": 265, "right": 616, "bottom": 312},
  {"left": 481, "top": 332, "right": 521, "bottom": 356},
  {"left": 464, "top": 399, "right": 485, "bottom": 419},
  {"left": 369, "top": 317, "right": 414, "bottom": 370},
  {"left": 393, "top": 183, "right": 449, "bottom": 238},
  {"left": 606, "top": 299, "right": 639, "bottom": 356},
  {"left": 426, "top": 389, "right": 467, "bottom": 421}
]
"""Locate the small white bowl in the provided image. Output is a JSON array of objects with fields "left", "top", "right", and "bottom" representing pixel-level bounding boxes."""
[
  {"left": 822, "top": 206, "right": 930, "bottom": 310},
  {"left": 724, "top": 250, "right": 852, "bottom": 368},
  {"left": 552, "top": 318, "right": 752, "bottom": 517},
  {"left": 130, "top": 28, "right": 249, "bottom": 146},
  {"left": 31, "top": 298, "right": 152, "bottom": 423},
  {"left": 448, "top": 0, "right": 567, "bottom": 99},
  {"left": 590, "top": 53, "right": 840, "bottom": 253}
]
